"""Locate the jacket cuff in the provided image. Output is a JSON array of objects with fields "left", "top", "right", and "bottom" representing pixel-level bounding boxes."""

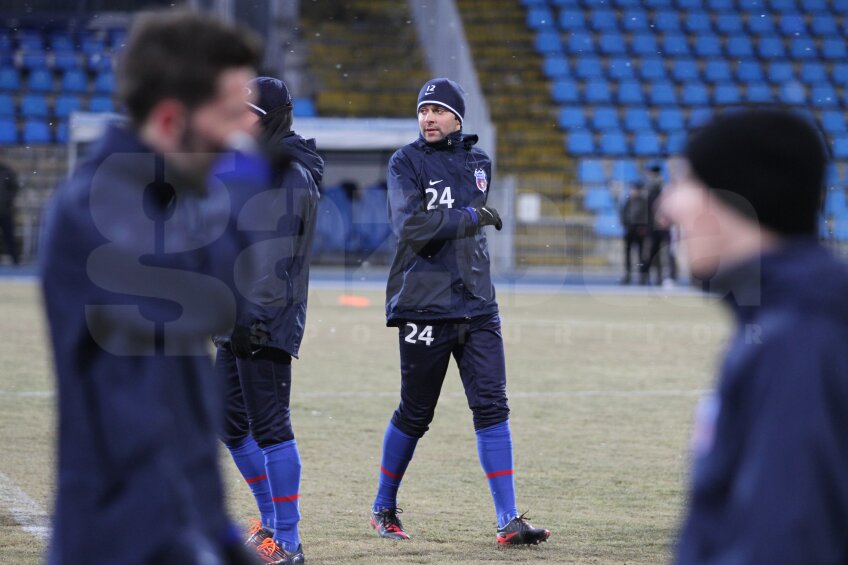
[{"left": 464, "top": 207, "right": 478, "bottom": 225}]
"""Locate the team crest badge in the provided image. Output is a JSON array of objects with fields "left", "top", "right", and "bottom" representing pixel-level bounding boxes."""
[{"left": 474, "top": 168, "right": 488, "bottom": 193}]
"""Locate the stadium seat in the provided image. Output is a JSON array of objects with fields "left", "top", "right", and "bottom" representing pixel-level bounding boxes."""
[
  {"left": 666, "top": 130, "right": 687, "bottom": 154},
  {"left": 355, "top": 184, "right": 394, "bottom": 257},
  {"left": 767, "top": 61, "right": 794, "bottom": 83},
  {"left": 833, "top": 137, "right": 848, "bottom": 160},
  {"left": 566, "top": 31, "right": 594, "bottom": 54},
  {"left": 799, "top": 0, "right": 828, "bottom": 12},
  {"left": 88, "top": 95, "right": 115, "bottom": 113},
  {"left": 811, "top": 84, "right": 838, "bottom": 107},
  {"left": 611, "top": 159, "right": 640, "bottom": 182},
  {"left": 623, "top": 107, "right": 652, "bottom": 131},
  {"left": 770, "top": 0, "right": 799, "bottom": 10},
  {"left": 688, "top": 107, "right": 712, "bottom": 127},
  {"left": 726, "top": 37, "right": 754, "bottom": 58},
  {"left": 20, "top": 51, "right": 48, "bottom": 70},
  {"left": 599, "top": 131, "right": 628, "bottom": 155},
  {"left": 578, "top": 159, "right": 606, "bottom": 183},
  {"left": 716, "top": 13, "right": 744, "bottom": 35},
  {"left": 617, "top": 80, "right": 645, "bottom": 104},
  {"left": 592, "top": 106, "right": 620, "bottom": 130},
  {"left": 677, "top": 0, "right": 704, "bottom": 8},
  {"left": 558, "top": 8, "right": 585, "bottom": 31},
  {"left": 584, "top": 187, "right": 615, "bottom": 211},
  {"left": 590, "top": 9, "right": 619, "bottom": 31},
  {"left": 49, "top": 32, "right": 75, "bottom": 53},
  {"left": 746, "top": 83, "right": 773, "bottom": 102},
  {"left": 54, "top": 94, "right": 82, "bottom": 118},
  {"left": 747, "top": 13, "right": 775, "bottom": 35},
  {"left": 779, "top": 14, "right": 806, "bottom": 35},
  {"left": 757, "top": 36, "right": 786, "bottom": 59},
  {"left": 0, "top": 94, "right": 13, "bottom": 117},
  {"left": 87, "top": 53, "right": 113, "bottom": 72},
  {"left": 52, "top": 52, "right": 80, "bottom": 71},
  {"left": 527, "top": 6, "right": 555, "bottom": 29},
  {"left": 568, "top": 131, "right": 595, "bottom": 155},
  {"left": 62, "top": 69, "right": 88, "bottom": 93},
  {"left": 599, "top": 33, "right": 627, "bottom": 55},
  {"left": 55, "top": 121, "right": 69, "bottom": 144},
  {"left": 671, "top": 59, "right": 700, "bottom": 82},
  {"left": 643, "top": 0, "right": 674, "bottom": 7},
  {"left": 662, "top": 34, "right": 690, "bottom": 57},
  {"left": 552, "top": 79, "right": 580, "bottom": 103},
  {"left": 535, "top": 31, "right": 562, "bottom": 54},
  {"left": 314, "top": 186, "right": 352, "bottom": 255},
  {"left": 93, "top": 72, "right": 115, "bottom": 93},
  {"left": 27, "top": 68, "right": 53, "bottom": 92},
  {"left": 832, "top": 63, "right": 848, "bottom": 85},
  {"left": 0, "top": 67, "right": 20, "bottom": 91},
  {"left": 790, "top": 38, "right": 817, "bottom": 59},
  {"left": 0, "top": 118, "right": 17, "bottom": 144},
  {"left": 575, "top": 56, "right": 604, "bottom": 80},
  {"left": 821, "top": 110, "right": 847, "bottom": 134},
  {"left": 707, "top": 0, "right": 734, "bottom": 9},
  {"left": 18, "top": 31, "right": 43, "bottom": 51},
  {"left": 684, "top": 12, "right": 712, "bottom": 34},
  {"left": 0, "top": 33, "right": 10, "bottom": 52},
  {"left": 559, "top": 106, "right": 586, "bottom": 130},
  {"left": 810, "top": 15, "right": 837, "bottom": 36},
  {"left": 23, "top": 119, "right": 52, "bottom": 144},
  {"left": 779, "top": 82, "right": 806, "bottom": 104},
  {"left": 640, "top": 58, "right": 666, "bottom": 80},
  {"left": 736, "top": 60, "right": 763, "bottom": 83},
  {"left": 621, "top": 9, "right": 649, "bottom": 31},
  {"left": 631, "top": 33, "right": 659, "bottom": 56},
  {"left": 649, "top": 81, "right": 677, "bottom": 105},
  {"left": 799, "top": 62, "right": 827, "bottom": 83},
  {"left": 681, "top": 82, "right": 709, "bottom": 105},
  {"left": 543, "top": 55, "right": 569, "bottom": 78},
  {"left": 822, "top": 39, "right": 847, "bottom": 60},
  {"left": 704, "top": 60, "right": 732, "bottom": 83},
  {"left": 607, "top": 57, "right": 635, "bottom": 80},
  {"left": 584, "top": 79, "right": 612, "bottom": 104},
  {"left": 693, "top": 34, "right": 722, "bottom": 57},
  {"left": 654, "top": 10, "right": 681, "bottom": 32},
  {"left": 613, "top": 0, "right": 644, "bottom": 7},
  {"left": 293, "top": 98, "right": 317, "bottom": 118},
  {"left": 80, "top": 36, "right": 106, "bottom": 55},
  {"left": 714, "top": 82, "right": 742, "bottom": 104},
  {"left": 633, "top": 130, "right": 661, "bottom": 156},
  {"left": 594, "top": 212, "right": 623, "bottom": 238},
  {"left": 656, "top": 108, "right": 685, "bottom": 131},
  {"left": 21, "top": 94, "right": 49, "bottom": 118}
]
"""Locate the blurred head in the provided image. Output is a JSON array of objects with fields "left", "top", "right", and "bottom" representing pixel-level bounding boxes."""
[
  {"left": 417, "top": 78, "right": 464, "bottom": 143},
  {"left": 659, "top": 109, "right": 828, "bottom": 279},
  {"left": 117, "top": 10, "right": 263, "bottom": 176},
  {"left": 244, "top": 76, "right": 294, "bottom": 143}
]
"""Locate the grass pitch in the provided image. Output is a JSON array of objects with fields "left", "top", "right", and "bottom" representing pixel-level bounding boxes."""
[{"left": 0, "top": 280, "right": 730, "bottom": 564}]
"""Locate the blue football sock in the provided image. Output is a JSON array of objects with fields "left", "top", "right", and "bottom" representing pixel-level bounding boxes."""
[
  {"left": 373, "top": 421, "right": 419, "bottom": 511},
  {"left": 263, "top": 439, "right": 302, "bottom": 552},
  {"left": 226, "top": 435, "right": 274, "bottom": 527},
  {"left": 476, "top": 420, "right": 519, "bottom": 528}
]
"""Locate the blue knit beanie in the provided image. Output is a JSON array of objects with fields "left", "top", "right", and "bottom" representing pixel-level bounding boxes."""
[{"left": 417, "top": 78, "right": 465, "bottom": 124}]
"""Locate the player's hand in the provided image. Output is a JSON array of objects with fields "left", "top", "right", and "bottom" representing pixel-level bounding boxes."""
[
  {"left": 473, "top": 206, "right": 503, "bottom": 231},
  {"left": 230, "top": 324, "right": 254, "bottom": 359}
]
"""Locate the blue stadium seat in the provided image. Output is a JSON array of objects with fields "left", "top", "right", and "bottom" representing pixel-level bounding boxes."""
[
  {"left": 568, "top": 131, "right": 595, "bottom": 155},
  {"left": 662, "top": 34, "right": 690, "bottom": 57},
  {"left": 0, "top": 118, "right": 17, "bottom": 144},
  {"left": 770, "top": 0, "right": 799, "bottom": 10},
  {"left": 18, "top": 31, "right": 43, "bottom": 51},
  {"left": 543, "top": 54, "right": 569, "bottom": 78},
  {"left": 736, "top": 60, "right": 763, "bottom": 82},
  {"left": 747, "top": 14, "right": 775, "bottom": 35},
  {"left": 623, "top": 107, "right": 652, "bottom": 131},
  {"left": 832, "top": 63, "right": 848, "bottom": 85},
  {"left": 535, "top": 31, "right": 562, "bottom": 54},
  {"left": 599, "top": 33, "right": 627, "bottom": 55},
  {"left": 649, "top": 81, "right": 677, "bottom": 105},
  {"left": 643, "top": 0, "right": 674, "bottom": 7},
  {"left": 631, "top": 33, "right": 659, "bottom": 56},
  {"left": 714, "top": 82, "right": 742, "bottom": 104},
  {"left": 20, "top": 51, "right": 48, "bottom": 70},
  {"left": 88, "top": 95, "right": 115, "bottom": 113},
  {"left": 552, "top": 79, "right": 580, "bottom": 103},
  {"left": 671, "top": 59, "right": 700, "bottom": 82},
  {"left": 821, "top": 110, "right": 847, "bottom": 134},
  {"left": 590, "top": 9, "right": 619, "bottom": 31},
  {"left": 684, "top": 12, "right": 712, "bottom": 34},
  {"left": 790, "top": 38, "right": 817, "bottom": 60},
  {"left": 558, "top": 8, "right": 585, "bottom": 31},
  {"left": 54, "top": 94, "right": 82, "bottom": 118},
  {"left": 612, "top": 159, "right": 640, "bottom": 182},
  {"left": 607, "top": 57, "right": 635, "bottom": 80},
  {"left": 704, "top": 60, "right": 731, "bottom": 83},
  {"left": 746, "top": 84, "right": 773, "bottom": 102},
  {"left": 811, "top": 84, "right": 838, "bottom": 107},
  {"left": 778, "top": 14, "right": 806, "bottom": 35},
  {"left": 677, "top": 0, "right": 704, "bottom": 8},
  {"left": 693, "top": 34, "right": 722, "bottom": 57},
  {"left": 27, "top": 69, "right": 53, "bottom": 92},
  {"left": 758, "top": 36, "right": 786, "bottom": 59},
  {"left": 822, "top": 39, "right": 847, "bottom": 60},
  {"left": 633, "top": 130, "right": 661, "bottom": 156},
  {"left": 799, "top": 61, "right": 827, "bottom": 83},
  {"left": 0, "top": 33, "right": 10, "bottom": 52},
  {"left": 293, "top": 98, "right": 317, "bottom": 117},
  {"left": 521, "top": 1, "right": 548, "bottom": 9},
  {"left": 681, "top": 82, "right": 709, "bottom": 105},
  {"left": 657, "top": 108, "right": 684, "bottom": 131},
  {"left": 799, "top": 0, "right": 828, "bottom": 12},
  {"left": 810, "top": 15, "right": 837, "bottom": 36},
  {"left": 314, "top": 186, "right": 352, "bottom": 255},
  {"left": 527, "top": 6, "right": 555, "bottom": 29},
  {"left": 0, "top": 67, "right": 20, "bottom": 91},
  {"left": 612, "top": 0, "right": 644, "bottom": 7},
  {"left": 654, "top": 10, "right": 681, "bottom": 32},
  {"left": 599, "top": 132, "right": 628, "bottom": 155},
  {"left": 779, "top": 83, "right": 805, "bottom": 105},
  {"left": 666, "top": 130, "right": 687, "bottom": 154},
  {"left": 834, "top": 137, "right": 848, "bottom": 160},
  {"left": 578, "top": 159, "right": 606, "bottom": 183},
  {"left": 62, "top": 69, "right": 88, "bottom": 93},
  {"left": 726, "top": 36, "right": 754, "bottom": 58},
  {"left": 716, "top": 13, "right": 744, "bottom": 35},
  {"left": 109, "top": 29, "right": 126, "bottom": 48},
  {"left": 594, "top": 212, "right": 623, "bottom": 238},
  {"left": 559, "top": 106, "right": 586, "bottom": 129},
  {"left": 566, "top": 31, "right": 594, "bottom": 54},
  {"left": 592, "top": 106, "right": 620, "bottom": 130},
  {"left": 640, "top": 58, "right": 666, "bottom": 80},
  {"left": 617, "top": 80, "right": 645, "bottom": 104},
  {"left": 621, "top": 9, "right": 649, "bottom": 31},
  {"left": 575, "top": 56, "right": 604, "bottom": 79},
  {"left": 93, "top": 72, "right": 115, "bottom": 93},
  {"left": 87, "top": 53, "right": 113, "bottom": 72},
  {"left": 49, "top": 33, "right": 75, "bottom": 53},
  {"left": 21, "top": 94, "right": 49, "bottom": 118},
  {"left": 80, "top": 36, "right": 106, "bottom": 55},
  {"left": 354, "top": 184, "right": 395, "bottom": 257},
  {"left": 584, "top": 187, "right": 615, "bottom": 211},
  {"left": 584, "top": 79, "right": 612, "bottom": 104},
  {"left": 0, "top": 94, "right": 13, "bottom": 117},
  {"left": 707, "top": 0, "right": 734, "bottom": 9},
  {"left": 55, "top": 121, "right": 69, "bottom": 144},
  {"left": 52, "top": 52, "right": 80, "bottom": 71},
  {"left": 23, "top": 119, "right": 52, "bottom": 144},
  {"left": 688, "top": 107, "right": 712, "bottom": 127},
  {"left": 767, "top": 61, "right": 794, "bottom": 82}
]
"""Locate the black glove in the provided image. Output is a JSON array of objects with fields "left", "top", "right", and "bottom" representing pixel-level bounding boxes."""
[
  {"left": 473, "top": 206, "right": 503, "bottom": 231},
  {"left": 229, "top": 324, "right": 254, "bottom": 359}
]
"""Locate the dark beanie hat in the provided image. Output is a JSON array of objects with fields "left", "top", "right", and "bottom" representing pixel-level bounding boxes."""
[
  {"left": 684, "top": 108, "right": 828, "bottom": 235},
  {"left": 417, "top": 78, "right": 465, "bottom": 124},
  {"left": 245, "top": 76, "right": 292, "bottom": 117}
]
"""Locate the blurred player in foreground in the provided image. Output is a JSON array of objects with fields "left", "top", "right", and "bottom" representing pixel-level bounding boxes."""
[
  {"left": 369, "top": 78, "right": 551, "bottom": 546},
  {"left": 663, "top": 108, "right": 848, "bottom": 564},
  {"left": 40, "top": 11, "right": 265, "bottom": 565},
  {"left": 214, "top": 77, "right": 322, "bottom": 565}
]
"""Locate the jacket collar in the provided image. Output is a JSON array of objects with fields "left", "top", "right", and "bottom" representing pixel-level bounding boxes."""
[{"left": 415, "top": 130, "right": 479, "bottom": 151}]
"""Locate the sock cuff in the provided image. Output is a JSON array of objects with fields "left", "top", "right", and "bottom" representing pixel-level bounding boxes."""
[
  {"left": 227, "top": 435, "right": 259, "bottom": 456},
  {"left": 475, "top": 419, "right": 510, "bottom": 438},
  {"left": 387, "top": 420, "right": 418, "bottom": 441},
  {"left": 262, "top": 439, "right": 298, "bottom": 458}
]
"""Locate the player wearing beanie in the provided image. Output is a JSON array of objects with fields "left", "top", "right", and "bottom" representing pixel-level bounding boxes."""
[
  {"left": 664, "top": 108, "right": 848, "bottom": 564},
  {"left": 368, "top": 78, "right": 551, "bottom": 547}
]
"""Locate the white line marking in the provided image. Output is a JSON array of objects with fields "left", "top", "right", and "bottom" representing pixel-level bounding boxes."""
[
  {"left": 0, "top": 471, "right": 50, "bottom": 540},
  {"left": 0, "top": 391, "right": 53, "bottom": 397}
]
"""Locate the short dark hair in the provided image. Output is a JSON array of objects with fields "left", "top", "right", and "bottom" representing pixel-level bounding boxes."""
[{"left": 117, "top": 10, "right": 263, "bottom": 126}]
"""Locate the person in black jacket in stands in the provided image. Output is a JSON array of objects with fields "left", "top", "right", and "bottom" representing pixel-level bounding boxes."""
[
  {"left": 620, "top": 180, "right": 649, "bottom": 284},
  {"left": 0, "top": 154, "right": 20, "bottom": 265}
]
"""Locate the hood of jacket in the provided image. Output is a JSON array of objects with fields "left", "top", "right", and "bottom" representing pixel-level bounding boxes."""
[{"left": 273, "top": 130, "right": 324, "bottom": 185}]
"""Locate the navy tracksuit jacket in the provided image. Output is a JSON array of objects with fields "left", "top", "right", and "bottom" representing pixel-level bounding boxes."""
[
  {"left": 676, "top": 240, "right": 848, "bottom": 565},
  {"left": 40, "top": 123, "right": 266, "bottom": 564},
  {"left": 385, "top": 130, "right": 498, "bottom": 325}
]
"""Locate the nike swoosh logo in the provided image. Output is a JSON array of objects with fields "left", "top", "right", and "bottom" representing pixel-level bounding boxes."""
[{"left": 429, "top": 179, "right": 443, "bottom": 185}]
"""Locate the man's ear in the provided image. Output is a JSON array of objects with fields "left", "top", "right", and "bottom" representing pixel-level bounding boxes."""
[{"left": 145, "top": 99, "right": 187, "bottom": 153}]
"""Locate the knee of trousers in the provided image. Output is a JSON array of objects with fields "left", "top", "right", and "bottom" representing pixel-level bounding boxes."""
[
  {"left": 391, "top": 405, "right": 434, "bottom": 439},
  {"left": 471, "top": 401, "right": 510, "bottom": 431},
  {"left": 220, "top": 412, "right": 251, "bottom": 449},
  {"left": 251, "top": 411, "right": 295, "bottom": 449}
]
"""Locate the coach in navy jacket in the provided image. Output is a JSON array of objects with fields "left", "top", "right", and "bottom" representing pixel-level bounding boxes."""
[{"left": 663, "top": 109, "right": 848, "bottom": 564}]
